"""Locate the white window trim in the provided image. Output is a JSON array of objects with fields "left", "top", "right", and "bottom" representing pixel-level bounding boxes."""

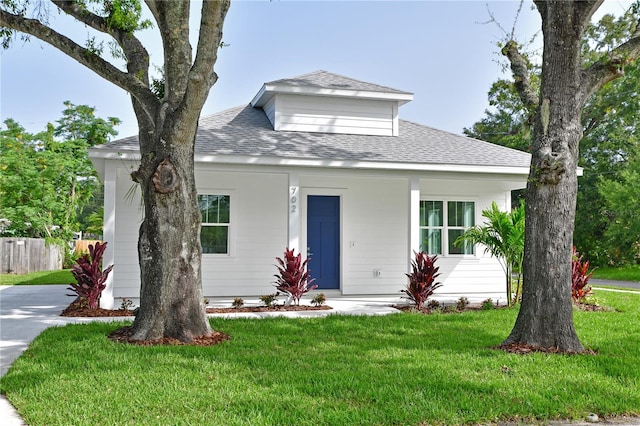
[
  {"left": 420, "top": 197, "right": 478, "bottom": 257},
  {"left": 198, "top": 190, "right": 235, "bottom": 257}
]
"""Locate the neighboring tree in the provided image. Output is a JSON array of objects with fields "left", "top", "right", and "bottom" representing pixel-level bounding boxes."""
[
  {"left": 0, "top": 120, "right": 49, "bottom": 237},
  {"left": 55, "top": 101, "right": 120, "bottom": 238},
  {"left": 599, "top": 156, "right": 640, "bottom": 263},
  {"left": 501, "top": 1, "right": 640, "bottom": 352},
  {"left": 466, "top": 10, "right": 640, "bottom": 267},
  {"left": 0, "top": 1, "right": 229, "bottom": 342},
  {"left": 464, "top": 78, "right": 536, "bottom": 153},
  {"left": 455, "top": 201, "right": 525, "bottom": 307},
  {"left": 0, "top": 104, "right": 118, "bottom": 240}
]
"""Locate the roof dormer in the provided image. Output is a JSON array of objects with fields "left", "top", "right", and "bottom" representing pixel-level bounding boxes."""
[{"left": 250, "top": 70, "right": 413, "bottom": 137}]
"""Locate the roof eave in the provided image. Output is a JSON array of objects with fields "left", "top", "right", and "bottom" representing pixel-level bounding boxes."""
[{"left": 251, "top": 83, "right": 414, "bottom": 107}]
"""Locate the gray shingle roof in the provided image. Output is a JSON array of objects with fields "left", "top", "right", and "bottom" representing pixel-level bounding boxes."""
[
  {"left": 93, "top": 104, "right": 531, "bottom": 169},
  {"left": 265, "top": 70, "right": 413, "bottom": 95}
]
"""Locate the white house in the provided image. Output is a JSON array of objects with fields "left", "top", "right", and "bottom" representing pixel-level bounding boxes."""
[{"left": 89, "top": 70, "right": 531, "bottom": 309}]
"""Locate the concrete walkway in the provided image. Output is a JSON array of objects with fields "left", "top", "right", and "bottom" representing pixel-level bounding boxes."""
[{"left": 1, "top": 284, "right": 638, "bottom": 425}]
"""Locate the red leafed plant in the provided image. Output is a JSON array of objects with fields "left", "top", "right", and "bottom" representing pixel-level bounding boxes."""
[
  {"left": 67, "top": 241, "right": 114, "bottom": 310},
  {"left": 572, "top": 246, "right": 594, "bottom": 303},
  {"left": 273, "top": 248, "right": 317, "bottom": 305},
  {"left": 402, "top": 251, "right": 442, "bottom": 309}
]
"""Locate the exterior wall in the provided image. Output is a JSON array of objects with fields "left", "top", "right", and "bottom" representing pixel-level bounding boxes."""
[
  {"left": 109, "top": 165, "right": 143, "bottom": 304},
  {"left": 263, "top": 96, "right": 276, "bottom": 127},
  {"left": 418, "top": 175, "right": 516, "bottom": 301},
  {"left": 299, "top": 173, "right": 409, "bottom": 295},
  {"left": 198, "top": 170, "right": 289, "bottom": 297},
  {"left": 274, "top": 94, "right": 396, "bottom": 136},
  {"left": 101, "top": 159, "right": 524, "bottom": 307}
]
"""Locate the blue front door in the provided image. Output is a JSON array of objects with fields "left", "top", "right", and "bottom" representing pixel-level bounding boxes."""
[{"left": 307, "top": 196, "right": 340, "bottom": 290}]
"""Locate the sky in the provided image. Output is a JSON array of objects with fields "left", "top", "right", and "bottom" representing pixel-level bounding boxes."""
[{"left": 0, "top": 0, "right": 633, "bottom": 140}]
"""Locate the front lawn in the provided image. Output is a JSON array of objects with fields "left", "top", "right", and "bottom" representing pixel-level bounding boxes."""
[
  {"left": 0, "top": 269, "right": 73, "bottom": 285},
  {"left": 1, "top": 291, "right": 638, "bottom": 425},
  {"left": 592, "top": 264, "right": 640, "bottom": 282}
]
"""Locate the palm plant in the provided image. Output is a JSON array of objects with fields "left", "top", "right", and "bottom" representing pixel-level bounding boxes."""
[{"left": 454, "top": 201, "right": 525, "bottom": 307}]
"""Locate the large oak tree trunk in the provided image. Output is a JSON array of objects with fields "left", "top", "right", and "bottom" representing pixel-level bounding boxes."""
[
  {"left": 503, "top": 2, "right": 595, "bottom": 352},
  {"left": 129, "top": 117, "right": 210, "bottom": 341},
  {"left": 501, "top": 1, "right": 640, "bottom": 352}
]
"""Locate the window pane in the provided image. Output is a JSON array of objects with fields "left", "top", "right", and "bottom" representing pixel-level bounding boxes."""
[
  {"left": 420, "top": 201, "right": 442, "bottom": 226},
  {"left": 198, "top": 195, "right": 230, "bottom": 224},
  {"left": 218, "top": 195, "right": 230, "bottom": 223},
  {"left": 198, "top": 195, "right": 210, "bottom": 223},
  {"left": 449, "top": 229, "right": 473, "bottom": 255},
  {"left": 201, "top": 225, "right": 228, "bottom": 254},
  {"left": 420, "top": 228, "right": 442, "bottom": 255},
  {"left": 448, "top": 201, "right": 474, "bottom": 227}
]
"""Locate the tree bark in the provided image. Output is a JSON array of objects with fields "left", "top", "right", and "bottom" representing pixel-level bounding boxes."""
[{"left": 130, "top": 120, "right": 209, "bottom": 341}]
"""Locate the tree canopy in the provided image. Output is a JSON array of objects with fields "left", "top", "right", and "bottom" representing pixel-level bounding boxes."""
[{"left": 0, "top": 103, "right": 119, "bottom": 240}]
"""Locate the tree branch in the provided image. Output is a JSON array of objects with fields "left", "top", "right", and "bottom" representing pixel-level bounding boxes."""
[
  {"left": 502, "top": 40, "right": 539, "bottom": 109},
  {"left": 581, "top": 17, "right": 640, "bottom": 100},
  {"left": 0, "top": 7, "right": 159, "bottom": 122},
  {"left": 182, "top": 0, "right": 230, "bottom": 111},
  {"left": 51, "top": 0, "right": 151, "bottom": 84},
  {"left": 148, "top": 0, "right": 191, "bottom": 107}
]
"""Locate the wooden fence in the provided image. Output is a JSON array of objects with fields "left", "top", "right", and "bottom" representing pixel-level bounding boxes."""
[
  {"left": 74, "top": 240, "right": 103, "bottom": 255},
  {"left": 0, "top": 238, "right": 63, "bottom": 274}
]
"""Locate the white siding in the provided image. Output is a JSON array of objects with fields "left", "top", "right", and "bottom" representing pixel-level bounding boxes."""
[
  {"left": 104, "top": 160, "right": 521, "bottom": 306},
  {"left": 275, "top": 94, "right": 396, "bottom": 136},
  {"left": 111, "top": 165, "right": 144, "bottom": 302},
  {"left": 418, "top": 175, "right": 514, "bottom": 301},
  {"left": 299, "top": 174, "right": 409, "bottom": 295},
  {"left": 198, "top": 170, "right": 289, "bottom": 297},
  {"left": 264, "top": 96, "right": 276, "bottom": 128}
]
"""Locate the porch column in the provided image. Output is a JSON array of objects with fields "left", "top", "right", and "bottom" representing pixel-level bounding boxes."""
[
  {"left": 100, "top": 164, "right": 117, "bottom": 309},
  {"left": 288, "top": 172, "right": 300, "bottom": 252},
  {"left": 409, "top": 176, "right": 420, "bottom": 265}
]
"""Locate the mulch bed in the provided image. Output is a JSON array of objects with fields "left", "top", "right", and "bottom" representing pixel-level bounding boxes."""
[
  {"left": 574, "top": 302, "right": 613, "bottom": 312},
  {"left": 108, "top": 326, "right": 231, "bottom": 347},
  {"left": 60, "top": 300, "right": 332, "bottom": 318},
  {"left": 206, "top": 305, "right": 332, "bottom": 313},
  {"left": 392, "top": 304, "right": 509, "bottom": 313},
  {"left": 61, "top": 304, "right": 136, "bottom": 317},
  {"left": 495, "top": 342, "right": 598, "bottom": 356}
]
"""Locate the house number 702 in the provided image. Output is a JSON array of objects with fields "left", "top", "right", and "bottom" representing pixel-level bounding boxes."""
[{"left": 290, "top": 187, "right": 299, "bottom": 213}]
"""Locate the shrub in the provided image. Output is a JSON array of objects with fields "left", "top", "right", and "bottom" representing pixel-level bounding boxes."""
[
  {"left": 427, "top": 299, "right": 441, "bottom": 311},
  {"left": 572, "top": 246, "right": 594, "bottom": 303},
  {"left": 67, "top": 241, "right": 113, "bottom": 310},
  {"left": 260, "top": 293, "right": 279, "bottom": 308},
  {"left": 481, "top": 298, "right": 495, "bottom": 310},
  {"left": 231, "top": 297, "right": 244, "bottom": 309},
  {"left": 273, "top": 248, "right": 317, "bottom": 305},
  {"left": 311, "top": 293, "right": 326, "bottom": 307},
  {"left": 401, "top": 251, "right": 442, "bottom": 309},
  {"left": 456, "top": 297, "right": 469, "bottom": 311},
  {"left": 119, "top": 298, "right": 134, "bottom": 311}
]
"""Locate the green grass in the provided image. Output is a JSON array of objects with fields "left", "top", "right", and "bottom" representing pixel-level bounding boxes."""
[
  {"left": 592, "top": 264, "right": 640, "bottom": 281},
  {"left": 0, "top": 269, "right": 73, "bottom": 285},
  {"left": 1, "top": 291, "right": 639, "bottom": 426}
]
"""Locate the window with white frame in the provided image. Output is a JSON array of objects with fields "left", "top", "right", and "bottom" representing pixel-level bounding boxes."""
[
  {"left": 420, "top": 200, "right": 475, "bottom": 255},
  {"left": 198, "top": 194, "right": 230, "bottom": 254}
]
